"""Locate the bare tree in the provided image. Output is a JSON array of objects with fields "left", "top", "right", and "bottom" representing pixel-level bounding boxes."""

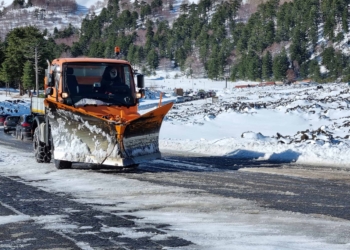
[
  {"left": 135, "top": 29, "right": 147, "bottom": 46},
  {"left": 185, "top": 51, "right": 205, "bottom": 78},
  {"left": 159, "top": 58, "right": 172, "bottom": 71},
  {"left": 286, "top": 68, "right": 296, "bottom": 83}
]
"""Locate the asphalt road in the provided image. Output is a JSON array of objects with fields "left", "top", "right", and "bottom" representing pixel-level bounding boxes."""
[
  {"left": 1, "top": 128, "right": 350, "bottom": 249},
  {"left": 127, "top": 155, "right": 350, "bottom": 220},
  {"left": 0, "top": 130, "right": 193, "bottom": 249}
]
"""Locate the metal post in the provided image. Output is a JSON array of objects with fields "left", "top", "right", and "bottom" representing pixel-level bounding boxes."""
[{"left": 35, "top": 46, "right": 38, "bottom": 96}]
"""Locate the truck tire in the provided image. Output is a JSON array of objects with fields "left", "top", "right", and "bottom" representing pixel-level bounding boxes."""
[
  {"left": 54, "top": 160, "right": 72, "bottom": 169},
  {"left": 33, "top": 127, "right": 51, "bottom": 163}
]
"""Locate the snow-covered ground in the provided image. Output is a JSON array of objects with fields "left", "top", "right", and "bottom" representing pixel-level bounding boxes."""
[
  {"left": 1, "top": 75, "right": 350, "bottom": 249},
  {"left": 2, "top": 74, "right": 350, "bottom": 167},
  {"left": 148, "top": 74, "right": 350, "bottom": 168}
]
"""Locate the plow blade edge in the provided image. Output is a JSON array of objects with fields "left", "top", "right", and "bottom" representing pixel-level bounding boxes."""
[{"left": 120, "top": 102, "right": 174, "bottom": 165}]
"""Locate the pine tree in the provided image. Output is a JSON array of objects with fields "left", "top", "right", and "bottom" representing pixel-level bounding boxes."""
[
  {"left": 246, "top": 51, "right": 261, "bottom": 81},
  {"left": 309, "top": 59, "right": 322, "bottom": 81},
  {"left": 0, "top": 42, "right": 5, "bottom": 65},
  {"left": 275, "top": 2, "right": 292, "bottom": 42},
  {"left": 88, "top": 41, "right": 105, "bottom": 58},
  {"left": 342, "top": 8, "right": 349, "bottom": 32},
  {"left": 107, "top": 0, "right": 120, "bottom": 15},
  {"left": 133, "top": 0, "right": 140, "bottom": 8},
  {"left": 196, "top": 26, "right": 209, "bottom": 65},
  {"left": 322, "top": 48, "right": 345, "bottom": 80},
  {"left": 290, "top": 27, "right": 308, "bottom": 65},
  {"left": 175, "top": 47, "right": 186, "bottom": 70},
  {"left": 306, "top": 3, "right": 319, "bottom": 50},
  {"left": 22, "top": 61, "right": 35, "bottom": 92},
  {"left": 3, "top": 27, "right": 47, "bottom": 94},
  {"left": 144, "top": 20, "right": 154, "bottom": 54},
  {"left": 322, "top": 47, "right": 336, "bottom": 77},
  {"left": 262, "top": 51, "right": 273, "bottom": 80},
  {"left": 238, "top": 55, "right": 248, "bottom": 79},
  {"left": 230, "top": 0, "right": 241, "bottom": 17},
  {"left": 0, "top": 62, "right": 10, "bottom": 86},
  {"left": 13, "top": 0, "right": 25, "bottom": 7},
  {"left": 230, "top": 65, "right": 239, "bottom": 81},
  {"left": 273, "top": 49, "right": 289, "bottom": 81},
  {"left": 147, "top": 49, "right": 159, "bottom": 71},
  {"left": 127, "top": 44, "right": 136, "bottom": 65},
  {"left": 140, "top": 4, "right": 151, "bottom": 21},
  {"left": 207, "top": 57, "right": 219, "bottom": 79},
  {"left": 207, "top": 45, "right": 219, "bottom": 79}
]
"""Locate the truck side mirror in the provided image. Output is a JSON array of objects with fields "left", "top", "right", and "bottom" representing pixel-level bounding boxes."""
[
  {"left": 45, "top": 87, "right": 53, "bottom": 97},
  {"left": 137, "top": 74, "right": 144, "bottom": 88},
  {"left": 47, "top": 74, "right": 54, "bottom": 87}
]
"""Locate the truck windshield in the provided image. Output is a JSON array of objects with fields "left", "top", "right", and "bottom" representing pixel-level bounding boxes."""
[{"left": 63, "top": 62, "right": 136, "bottom": 106}]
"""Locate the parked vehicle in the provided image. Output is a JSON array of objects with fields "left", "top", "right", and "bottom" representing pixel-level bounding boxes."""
[
  {"left": 183, "top": 96, "right": 192, "bottom": 102},
  {"left": 207, "top": 91, "right": 216, "bottom": 97},
  {"left": 191, "top": 94, "right": 200, "bottom": 100},
  {"left": 16, "top": 114, "right": 33, "bottom": 140},
  {"left": 176, "top": 96, "right": 185, "bottom": 103},
  {"left": 0, "top": 114, "right": 9, "bottom": 126},
  {"left": 3, "top": 115, "right": 20, "bottom": 134},
  {"left": 198, "top": 91, "right": 206, "bottom": 99}
]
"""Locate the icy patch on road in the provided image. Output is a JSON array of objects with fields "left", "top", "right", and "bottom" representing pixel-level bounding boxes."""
[{"left": 0, "top": 215, "right": 31, "bottom": 225}]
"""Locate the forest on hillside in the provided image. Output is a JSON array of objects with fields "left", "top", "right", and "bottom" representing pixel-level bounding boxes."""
[
  {"left": 1, "top": 0, "right": 350, "bottom": 92},
  {"left": 69, "top": 0, "right": 350, "bottom": 83}
]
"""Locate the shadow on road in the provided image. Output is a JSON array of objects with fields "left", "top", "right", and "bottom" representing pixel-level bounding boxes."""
[{"left": 92, "top": 152, "right": 293, "bottom": 175}]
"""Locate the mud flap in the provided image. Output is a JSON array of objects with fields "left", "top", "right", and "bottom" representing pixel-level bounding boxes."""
[{"left": 39, "top": 123, "right": 46, "bottom": 143}]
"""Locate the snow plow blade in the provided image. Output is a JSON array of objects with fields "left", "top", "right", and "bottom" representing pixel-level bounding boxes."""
[
  {"left": 114, "top": 102, "right": 174, "bottom": 166},
  {"left": 47, "top": 100, "right": 173, "bottom": 167}
]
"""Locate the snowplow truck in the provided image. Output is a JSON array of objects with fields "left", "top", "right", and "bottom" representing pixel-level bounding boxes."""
[{"left": 31, "top": 57, "right": 173, "bottom": 169}]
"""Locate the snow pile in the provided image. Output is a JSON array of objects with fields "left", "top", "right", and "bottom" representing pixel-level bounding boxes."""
[{"left": 0, "top": 95, "right": 30, "bottom": 116}]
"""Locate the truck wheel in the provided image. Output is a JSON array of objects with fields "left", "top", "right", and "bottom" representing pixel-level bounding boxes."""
[
  {"left": 54, "top": 160, "right": 72, "bottom": 169},
  {"left": 33, "top": 127, "right": 51, "bottom": 163}
]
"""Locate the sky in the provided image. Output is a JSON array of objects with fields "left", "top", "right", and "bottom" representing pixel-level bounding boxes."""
[{"left": 1, "top": 73, "right": 350, "bottom": 249}]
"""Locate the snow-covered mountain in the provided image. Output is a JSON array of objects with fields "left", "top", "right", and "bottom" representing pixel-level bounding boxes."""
[
  {"left": 0, "top": 0, "right": 106, "bottom": 40},
  {"left": 0, "top": 0, "right": 103, "bottom": 10}
]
